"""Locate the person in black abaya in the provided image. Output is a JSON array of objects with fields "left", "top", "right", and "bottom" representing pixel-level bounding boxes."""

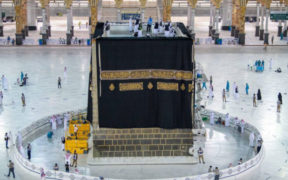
[
  {"left": 257, "top": 89, "right": 262, "bottom": 100},
  {"left": 278, "top": 93, "right": 282, "bottom": 104}
]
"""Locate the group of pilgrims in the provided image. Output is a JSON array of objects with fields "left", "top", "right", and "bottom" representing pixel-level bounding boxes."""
[{"left": 127, "top": 17, "right": 176, "bottom": 37}]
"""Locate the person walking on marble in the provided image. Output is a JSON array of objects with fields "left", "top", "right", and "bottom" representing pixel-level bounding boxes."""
[
  {"left": 61, "top": 136, "right": 65, "bottom": 151},
  {"left": 20, "top": 72, "right": 24, "bottom": 82},
  {"left": 197, "top": 147, "right": 205, "bottom": 164},
  {"left": 71, "top": 150, "right": 78, "bottom": 167},
  {"left": 27, "top": 143, "right": 32, "bottom": 160},
  {"left": 64, "top": 66, "right": 67, "bottom": 80},
  {"left": 21, "top": 93, "right": 26, "bottom": 106},
  {"left": 253, "top": 93, "right": 257, "bottom": 107},
  {"left": 278, "top": 92, "right": 282, "bottom": 104},
  {"left": 226, "top": 81, "right": 230, "bottom": 92},
  {"left": 210, "top": 112, "right": 214, "bottom": 125},
  {"left": 277, "top": 99, "right": 281, "bottom": 113},
  {"left": 4, "top": 132, "right": 9, "bottom": 149},
  {"left": 214, "top": 167, "right": 220, "bottom": 180},
  {"left": 222, "top": 89, "right": 226, "bottom": 102},
  {"left": 6, "top": 160, "right": 15, "bottom": 178},
  {"left": 269, "top": 58, "right": 272, "bottom": 70},
  {"left": 225, "top": 113, "right": 230, "bottom": 126},
  {"left": 209, "top": 75, "right": 213, "bottom": 85},
  {"left": 257, "top": 89, "right": 262, "bottom": 101},
  {"left": 202, "top": 80, "right": 207, "bottom": 90},
  {"left": 0, "top": 90, "right": 3, "bottom": 106},
  {"left": 245, "top": 83, "right": 249, "bottom": 95},
  {"left": 9, "top": 131, "right": 14, "bottom": 146},
  {"left": 58, "top": 77, "right": 62, "bottom": 88}
]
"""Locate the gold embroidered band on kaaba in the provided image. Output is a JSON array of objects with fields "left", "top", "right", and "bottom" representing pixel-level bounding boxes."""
[
  {"left": 110, "top": 82, "right": 194, "bottom": 92},
  {"left": 101, "top": 69, "right": 193, "bottom": 81},
  {"left": 119, "top": 82, "right": 143, "bottom": 91}
]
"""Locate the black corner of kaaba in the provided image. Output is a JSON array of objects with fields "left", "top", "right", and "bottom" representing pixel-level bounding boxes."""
[{"left": 91, "top": 36, "right": 194, "bottom": 129}]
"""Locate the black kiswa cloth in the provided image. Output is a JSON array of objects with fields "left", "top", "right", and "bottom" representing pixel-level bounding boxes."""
[{"left": 96, "top": 37, "right": 193, "bottom": 129}]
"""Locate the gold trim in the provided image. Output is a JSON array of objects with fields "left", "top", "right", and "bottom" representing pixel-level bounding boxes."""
[
  {"left": 148, "top": 82, "right": 153, "bottom": 90},
  {"left": 100, "top": 69, "right": 193, "bottom": 81},
  {"left": 180, "top": 83, "right": 185, "bottom": 91},
  {"left": 119, "top": 82, "right": 143, "bottom": 91},
  {"left": 157, "top": 82, "right": 179, "bottom": 91},
  {"left": 109, "top": 83, "right": 115, "bottom": 91},
  {"left": 188, "top": 83, "right": 194, "bottom": 93}
]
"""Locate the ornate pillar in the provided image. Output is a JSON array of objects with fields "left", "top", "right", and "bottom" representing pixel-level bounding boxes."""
[
  {"left": 22, "top": 0, "right": 28, "bottom": 37},
  {"left": 39, "top": 0, "right": 49, "bottom": 44},
  {"left": 238, "top": 0, "right": 248, "bottom": 45},
  {"left": 255, "top": 0, "right": 260, "bottom": 36},
  {"left": 115, "top": 0, "right": 123, "bottom": 22},
  {"left": 209, "top": 1, "right": 213, "bottom": 36},
  {"left": 0, "top": 0, "right": 3, "bottom": 36},
  {"left": 213, "top": 0, "right": 222, "bottom": 42},
  {"left": 211, "top": 0, "right": 216, "bottom": 37},
  {"left": 188, "top": 0, "right": 197, "bottom": 39},
  {"left": 13, "top": 0, "right": 24, "bottom": 45},
  {"left": 234, "top": 0, "right": 240, "bottom": 38},
  {"left": 163, "top": 0, "right": 173, "bottom": 22},
  {"left": 259, "top": 0, "right": 265, "bottom": 40},
  {"left": 231, "top": 0, "right": 236, "bottom": 36},
  {"left": 65, "top": 0, "right": 73, "bottom": 45},
  {"left": 46, "top": 4, "right": 51, "bottom": 36},
  {"left": 284, "top": 0, "right": 288, "bottom": 37},
  {"left": 221, "top": 0, "right": 233, "bottom": 30},
  {"left": 27, "top": 0, "right": 37, "bottom": 30},
  {"left": 140, "top": 0, "right": 147, "bottom": 22},
  {"left": 264, "top": 0, "right": 272, "bottom": 44},
  {"left": 278, "top": 0, "right": 284, "bottom": 36},
  {"left": 89, "top": 0, "right": 99, "bottom": 38}
]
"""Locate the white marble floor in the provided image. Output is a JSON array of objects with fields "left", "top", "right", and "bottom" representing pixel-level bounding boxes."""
[
  {"left": 0, "top": 47, "right": 91, "bottom": 179},
  {"left": 196, "top": 46, "right": 288, "bottom": 180},
  {"left": 0, "top": 46, "right": 287, "bottom": 179}
]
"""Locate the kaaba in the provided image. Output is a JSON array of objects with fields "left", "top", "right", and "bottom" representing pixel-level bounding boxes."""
[{"left": 88, "top": 22, "right": 195, "bottom": 157}]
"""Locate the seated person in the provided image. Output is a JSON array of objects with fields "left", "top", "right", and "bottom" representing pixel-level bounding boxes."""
[
  {"left": 216, "top": 117, "right": 222, "bottom": 124},
  {"left": 275, "top": 68, "right": 282, "bottom": 73},
  {"left": 20, "top": 74, "right": 28, "bottom": 86},
  {"left": 153, "top": 22, "right": 159, "bottom": 34}
]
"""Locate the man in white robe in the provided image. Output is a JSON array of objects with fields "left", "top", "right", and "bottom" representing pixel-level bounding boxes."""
[
  {"left": 249, "top": 132, "right": 255, "bottom": 147},
  {"left": 225, "top": 113, "right": 230, "bottom": 127},
  {"left": 64, "top": 113, "right": 68, "bottom": 131},
  {"left": 210, "top": 112, "right": 214, "bottom": 125},
  {"left": 129, "top": 17, "right": 133, "bottom": 32},
  {"left": 51, "top": 116, "right": 57, "bottom": 130},
  {"left": 17, "top": 131, "right": 22, "bottom": 146},
  {"left": 0, "top": 90, "right": 3, "bottom": 105},
  {"left": 2, "top": 75, "right": 8, "bottom": 90}
]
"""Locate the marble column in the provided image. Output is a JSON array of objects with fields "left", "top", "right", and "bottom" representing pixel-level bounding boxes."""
[
  {"left": 117, "top": 9, "right": 121, "bottom": 22},
  {"left": 187, "top": 6, "right": 191, "bottom": 27},
  {"left": 157, "top": 0, "right": 162, "bottom": 22},
  {"left": 278, "top": 2, "right": 283, "bottom": 36},
  {"left": 41, "top": 8, "right": 48, "bottom": 44},
  {"left": 259, "top": 5, "right": 264, "bottom": 40},
  {"left": 0, "top": 2, "right": 3, "bottom": 37},
  {"left": 46, "top": 5, "right": 51, "bottom": 37},
  {"left": 141, "top": 8, "right": 145, "bottom": 22},
  {"left": 264, "top": 8, "right": 269, "bottom": 44},
  {"left": 209, "top": 1, "right": 213, "bottom": 36},
  {"left": 255, "top": 2, "right": 260, "bottom": 36},
  {"left": 283, "top": 6, "right": 288, "bottom": 37},
  {"left": 221, "top": 0, "right": 232, "bottom": 30},
  {"left": 214, "top": 8, "right": 220, "bottom": 40},
  {"left": 27, "top": 0, "right": 37, "bottom": 30},
  {"left": 190, "top": 7, "right": 196, "bottom": 39},
  {"left": 97, "top": 0, "right": 102, "bottom": 21},
  {"left": 212, "top": 5, "right": 216, "bottom": 38},
  {"left": 66, "top": 8, "right": 72, "bottom": 45}
]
